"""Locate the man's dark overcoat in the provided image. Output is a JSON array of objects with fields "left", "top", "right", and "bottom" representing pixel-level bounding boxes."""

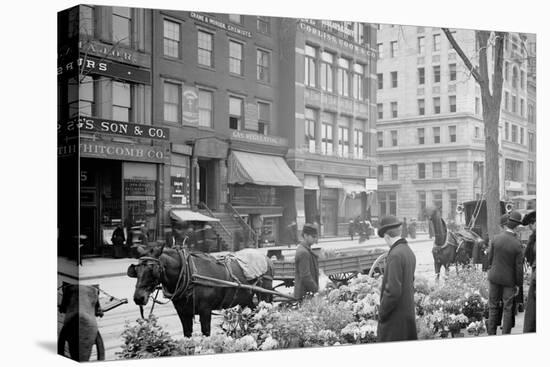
[
  {"left": 294, "top": 243, "right": 319, "bottom": 299},
  {"left": 488, "top": 231, "right": 523, "bottom": 287},
  {"left": 377, "top": 238, "right": 418, "bottom": 342}
]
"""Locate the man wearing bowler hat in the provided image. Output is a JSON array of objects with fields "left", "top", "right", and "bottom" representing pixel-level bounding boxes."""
[
  {"left": 377, "top": 215, "right": 417, "bottom": 342},
  {"left": 294, "top": 223, "right": 320, "bottom": 300},
  {"left": 487, "top": 210, "right": 524, "bottom": 335}
]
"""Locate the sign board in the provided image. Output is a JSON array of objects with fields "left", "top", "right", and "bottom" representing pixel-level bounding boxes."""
[
  {"left": 59, "top": 116, "right": 169, "bottom": 141},
  {"left": 80, "top": 141, "right": 168, "bottom": 163},
  {"left": 124, "top": 179, "right": 156, "bottom": 197},
  {"left": 365, "top": 178, "right": 378, "bottom": 191},
  {"left": 230, "top": 130, "right": 288, "bottom": 146},
  {"left": 190, "top": 12, "right": 252, "bottom": 38},
  {"left": 58, "top": 55, "right": 151, "bottom": 84}
]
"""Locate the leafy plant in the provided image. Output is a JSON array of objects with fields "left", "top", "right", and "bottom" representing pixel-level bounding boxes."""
[{"left": 118, "top": 315, "right": 181, "bottom": 359}]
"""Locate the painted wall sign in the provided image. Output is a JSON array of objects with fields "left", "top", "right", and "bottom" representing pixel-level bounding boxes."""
[
  {"left": 182, "top": 86, "right": 199, "bottom": 124},
  {"left": 57, "top": 55, "right": 151, "bottom": 84},
  {"left": 190, "top": 12, "right": 252, "bottom": 38},
  {"left": 80, "top": 141, "right": 168, "bottom": 163},
  {"left": 59, "top": 116, "right": 169, "bottom": 140},
  {"left": 78, "top": 40, "right": 151, "bottom": 67},
  {"left": 230, "top": 130, "right": 288, "bottom": 146}
]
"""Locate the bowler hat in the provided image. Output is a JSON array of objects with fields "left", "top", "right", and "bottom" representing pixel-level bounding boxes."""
[
  {"left": 302, "top": 223, "right": 318, "bottom": 236},
  {"left": 500, "top": 214, "right": 510, "bottom": 226},
  {"left": 378, "top": 215, "right": 402, "bottom": 237},
  {"left": 522, "top": 210, "right": 536, "bottom": 226},
  {"left": 506, "top": 210, "right": 523, "bottom": 228}
]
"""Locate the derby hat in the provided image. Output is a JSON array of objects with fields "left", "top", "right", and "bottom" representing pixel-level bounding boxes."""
[
  {"left": 506, "top": 210, "right": 523, "bottom": 228},
  {"left": 302, "top": 223, "right": 318, "bottom": 236},
  {"left": 378, "top": 215, "right": 402, "bottom": 238},
  {"left": 522, "top": 210, "right": 536, "bottom": 226}
]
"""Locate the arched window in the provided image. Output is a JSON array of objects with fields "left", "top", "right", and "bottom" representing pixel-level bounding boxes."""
[{"left": 512, "top": 67, "right": 518, "bottom": 89}]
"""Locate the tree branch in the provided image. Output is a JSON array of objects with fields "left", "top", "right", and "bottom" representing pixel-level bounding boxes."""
[{"left": 442, "top": 28, "right": 484, "bottom": 84}]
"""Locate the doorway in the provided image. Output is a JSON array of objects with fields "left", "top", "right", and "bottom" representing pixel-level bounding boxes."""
[{"left": 198, "top": 159, "right": 218, "bottom": 209}]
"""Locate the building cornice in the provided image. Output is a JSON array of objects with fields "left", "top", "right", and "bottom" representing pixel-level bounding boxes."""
[{"left": 376, "top": 113, "right": 483, "bottom": 127}]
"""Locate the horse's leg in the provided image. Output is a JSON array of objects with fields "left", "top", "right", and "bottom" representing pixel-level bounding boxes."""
[
  {"left": 199, "top": 308, "right": 212, "bottom": 337},
  {"left": 174, "top": 301, "right": 194, "bottom": 338}
]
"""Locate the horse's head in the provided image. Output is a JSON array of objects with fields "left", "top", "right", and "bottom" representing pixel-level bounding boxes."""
[{"left": 127, "top": 245, "right": 165, "bottom": 306}]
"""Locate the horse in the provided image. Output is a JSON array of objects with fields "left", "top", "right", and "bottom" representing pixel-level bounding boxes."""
[
  {"left": 127, "top": 245, "right": 274, "bottom": 337},
  {"left": 427, "top": 207, "right": 484, "bottom": 280}
]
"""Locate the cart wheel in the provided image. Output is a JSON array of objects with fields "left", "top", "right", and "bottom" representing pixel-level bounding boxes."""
[
  {"left": 329, "top": 271, "right": 358, "bottom": 285},
  {"left": 368, "top": 252, "right": 388, "bottom": 277},
  {"left": 58, "top": 326, "right": 105, "bottom": 361}
]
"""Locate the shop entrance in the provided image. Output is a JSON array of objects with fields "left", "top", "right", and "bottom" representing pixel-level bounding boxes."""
[
  {"left": 304, "top": 189, "right": 318, "bottom": 224},
  {"left": 321, "top": 188, "right": 338, "bottom": 236},
  {"left": 198, "top": 159, "right": 218, "bottom": 209}
]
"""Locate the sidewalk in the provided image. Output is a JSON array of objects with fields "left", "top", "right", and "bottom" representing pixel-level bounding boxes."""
[{"left": 58, "top": 233, "right": 431, "bottom": 281}]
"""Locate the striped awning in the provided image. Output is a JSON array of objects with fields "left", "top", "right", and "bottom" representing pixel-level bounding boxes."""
[{"left": 228, "top": 151, "right": 302, "bottom": 187}]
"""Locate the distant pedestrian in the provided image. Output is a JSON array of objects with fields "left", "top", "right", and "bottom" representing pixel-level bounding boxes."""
[
  {"left": 408, "top": 219, "right": 417, "bottom": 239},
  {"left": 348, "top": 219, "right": 355, "bottom": 240},
  {"left": 377, "top": 215, "right": 417, "bottom": 342},
  {"left": 401, "top": 217, "right": 409, "bottom": 238},
  {"left": 287, "top": 220, "right": 299, "bottom": 245},
  {"left": 487, "top": 211, "right": 524, "bottom": 335},
  {"left": 523, "top": 211, "right": 536, "bottom": 333},
  {"left": 294, "top": 223, "right": 320, "bottom": 300}
]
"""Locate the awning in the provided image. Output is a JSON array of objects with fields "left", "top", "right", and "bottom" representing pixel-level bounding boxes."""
[
  {"left": 228, "top": 151, "right": 302, "bottom": 187},
  {"left": 170, "top": 210, "right": 220, "bottom": 223},
  {"left": 303, "top": 175, "right": 320, "bottom": 190}
]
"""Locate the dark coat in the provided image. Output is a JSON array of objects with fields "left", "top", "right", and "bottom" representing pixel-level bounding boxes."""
[
  {"left": 488, "top": 231, "right": 524, "bottom": 287},
  {"left": 377, "top": 238, "right": 417, "bottom": 342},
  {"left": 294, "top": 243, "right": 319, "bottom": 299}
]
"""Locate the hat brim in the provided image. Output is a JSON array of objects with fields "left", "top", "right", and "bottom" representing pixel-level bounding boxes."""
[{"left": 378, "top": 222, "right": 402, "bottom": 238}]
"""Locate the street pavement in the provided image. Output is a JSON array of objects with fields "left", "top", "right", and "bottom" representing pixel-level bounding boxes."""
[{"left": 57, "top": 233, "right": 526, "bottom": 361}]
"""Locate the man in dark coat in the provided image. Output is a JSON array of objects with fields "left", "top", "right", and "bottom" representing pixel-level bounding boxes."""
[
  {"left": 294, "top": 223, "right": 319, "bottom": 300},
  {"left": 487, "top": 211, "right": 524, "bottom": 335},
  {"left": 377, "top": 215, "right": 417, "bottom": 342},
  {"left": 523, "top": 211, "right": 536, "bottom": 332}
]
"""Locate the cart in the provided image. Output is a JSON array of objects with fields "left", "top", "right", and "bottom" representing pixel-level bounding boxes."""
[{"left": 272, "top": 248, "right": 387, "bottom": 288}]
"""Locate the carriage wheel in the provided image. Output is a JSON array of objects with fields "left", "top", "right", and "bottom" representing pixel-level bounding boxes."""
[
  {"left": 329, "top": 271, "right": 358, "bottom": 285},
  {"left": 58, "top": 326, "right": 105, "bottom": 361},
  {"left": 368, "top": 252, "right": 388, "bottom": 277}
]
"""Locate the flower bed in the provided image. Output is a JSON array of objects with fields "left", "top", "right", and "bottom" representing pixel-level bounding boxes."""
[{"left": 119, "top": 269, "right": 492, "bottom": 358}]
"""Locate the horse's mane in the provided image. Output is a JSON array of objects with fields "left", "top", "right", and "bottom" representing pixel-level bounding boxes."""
[{"left": 430, "top": 209, "right": 447, "bottom": 246}]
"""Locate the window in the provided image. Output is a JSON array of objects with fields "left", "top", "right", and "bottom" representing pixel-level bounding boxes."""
[
  {"left": 377, "top": 73, "right": 383, "bottom": 90},
  {"left": 377, "top": 165, "right": 384, "bottom": 180},
  {"left": 475, "top": 126, "right": 480, "bottom": 138},
  {"left": 378, "top": 192, "right": 397, "bottom": 216},
  {"left": 433, "top": 65, "right": 441, "bottom": 83},
  {"left": 338, "top": 126, "right": 349, "bottom": 157},
  {"left": 512, "top": 67, "right": 518, "bottom": 88},
  {"left": 520, "top": 98, "right": 525, "bottom": 117},
  {"left": 257, "top": 16, "right": 270, "bottom": 34},
  {"left": 391, "top": 164, "right": 398, "bottom": 180},
  {"left": 432, "top": 162, "right": 442, "bottom": 178},
  {"left": 418, "top": 163, "right": 426, "bottom": 179},
  {"left": 163, "top": 82, "right": 180, "bottom": 122},
  {"left": 377, "top": 43, "right": 383, "bottom": 59},
  {"left": 228, "top": 14, "right": 242, "bottom": 24},
  {"left": 163, "top": 20, "right": 180, "bottom": 58},
  {"left": 79, "top": 5, "right": 94, "bottom": 37},
  {"left": 257, "top": 102, "right": 270, "bottom": 135},
  {"left": 353, "top": 23, "right": 365, "bottom": 44},
  {"left": 76, "top": 75, "right": 94, "bottom": 117},
  {"left": 504, "top": 62, "right": 509, "bottom": 81},
  {"left": 321, "top": 122, "right": 334, "bottom": 155},
  {"left": 417, "top": 36, "right": 425, "bottom": 54},
  {"left": 377, "top": 131, "right": 383, "bottom": 147},
  {"left": 257, "top": 49, "right": 270, "bottom": 82},
  {"left": 528, "top": 161, "right": 535, "bottom": 181},
  {"left": 528, "top": 132, "right": 535, "bottom": 152},
  {"left": 197, "top": 31, "right": 213, "bottom": 67},
  {"left": 305, "top": 45, "right": 317, "bottom": 87},
  {"left": 353, "top": 64, "right": 364, "bottom": 100},
  {"left": 112, "top": 7, "right": 131, "bottom": 46},
  {"left": 391, "top": 102, "right": 398, "bottom": 118},
  {"left": 432, "top": 190, "right": 443, "bottom": 211},
  {"left": 198, "top": 89, "right": 213, "bottom": 127},
  {"left": 229, "top": 41, "right": 243, "bottom": 75},
  {"left": 229, "top": 96, "right": 243, "bottom": 130},
  {"left": 418, "top": 67, "right": 425, "bottom": 85},
  {"left": 377, "top": 103, "right": 383, "bottom": 119},
  {"left": 511, "top": 95, "right": 517, "bottom": 113},
  {"left": 112, "top": 81, "right": 131, "bottom": 122},
  {"left": 353, "top": 128, "right": 364, "bottom": 158},
  {"left": 505, "top": 122, "right": 509, "bottom": 140},
  {"left": 433, "top": 34, "right": 441, "bottom": 52},
  {"left": 521, "top": 70, "right": 525, "bottom": 89},
  {"left": 475, "top": 97, "right": 480, "bottom": 115},
  {"left": 418, "top": 99, "right": 425, "bottom": 116},
  {"left": 520, "top": 127, "right": 524, "bottom": 145},
  {"left": 321, "top": 52, "right": 334, "bottom": 92},
  {"left": 449, "top": 161, "right": 457, "bottom": 177},
  {"left": 449, "top": 96, "right": 457, "bottom": 113},
  {"left": 418, "top": 128, "right": 425, "bottom": 144},
  {"left": 305, "top": 108, "right": 317, "bottom": 153},
  {"left": 505, "top": 159, "right": 523, "bottom": 181},
  {"left": 418, "top": 191, "right": 426, "bottom": 220},
  {"left": 433, "top": 126, "right": 440, "bottom": 143},
  {"left": 390, "top": 41, "right": 398, "bottom": 57},
  {"left": 448, "top": 190, "right": 457, "bottom": 219},
  {"left": 511, "top": 124, "right": 518, "bottom": 143},
  {"left": 391, "top": 71, "right": 398, "bottom": 88},
  {"left": 528, "top": 104, "right": 535, "bottom": 123},
  {"left": 504, "top": 91, "right": 509, "bottom": 110},
  {"left": 337, "top": 58, "right": 350, "bottom": 97},
  {"left": 433, "top": 97, "right": 441, "bottom": 114},
  {"left": 449, "top": 63, "right": 457, "bottom": 81},
  {"left": 391, "top": 130, "right": 397, "bottom": 146},
  {"left": 449, "top": 125, "right": 456, "bottom": 142}
]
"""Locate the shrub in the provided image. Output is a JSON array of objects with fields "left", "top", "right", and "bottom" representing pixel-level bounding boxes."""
[{"left": 118, "top": 315, "right": 181, "bottom": 359}]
